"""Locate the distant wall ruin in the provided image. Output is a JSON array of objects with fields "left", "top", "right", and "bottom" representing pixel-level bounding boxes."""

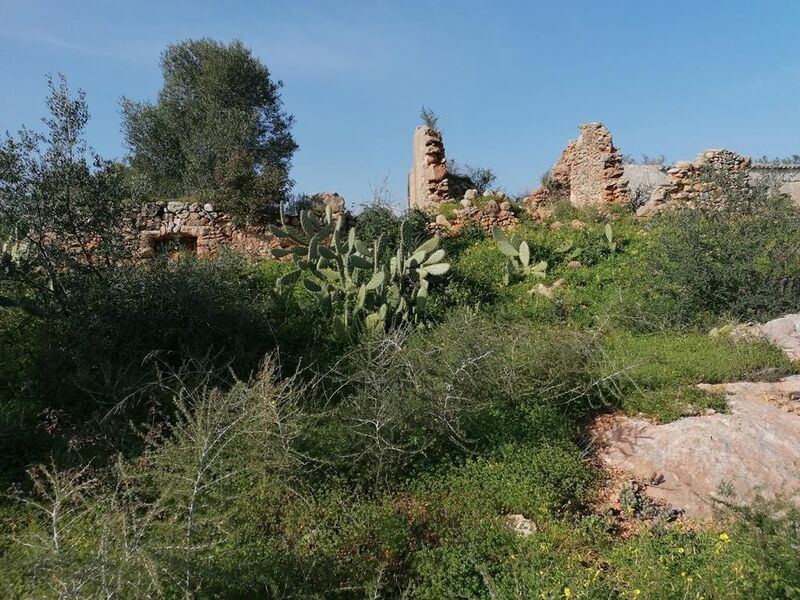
[
  {"left": 126, "top": 201, "right": 280, "bottom": 259},
  {"left": 635, "top": 150, "right": 752, "bottom": 216},
  {"left": 125, "top": 192, "right": 350, "bottom": 259}
]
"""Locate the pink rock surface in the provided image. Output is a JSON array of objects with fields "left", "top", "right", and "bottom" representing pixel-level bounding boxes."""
[{"left": 593, "top": 376, "right": 800, "bottom": 517}]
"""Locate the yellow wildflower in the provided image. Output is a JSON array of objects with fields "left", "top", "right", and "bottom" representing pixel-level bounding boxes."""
[
  {"left": 719, "top": 533, "right": 731, "bottom": 542},
  {"left": 564, "top": 587, "right": 572, "bottom": 598}
]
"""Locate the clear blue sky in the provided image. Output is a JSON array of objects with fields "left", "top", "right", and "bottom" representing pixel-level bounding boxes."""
[{"left": 2, "top": 0, "right": 799, "bottom": 209}]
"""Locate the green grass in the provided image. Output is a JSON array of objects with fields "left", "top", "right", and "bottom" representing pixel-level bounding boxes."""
[{"left": 601, "top": 330, "right": 797, "bottom": 421}]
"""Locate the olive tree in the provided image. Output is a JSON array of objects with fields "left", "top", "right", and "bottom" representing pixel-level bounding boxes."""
[
  {"left": 121, "top": 38, "right": 297, "bottom": 223},
  {"left": 0, "top": 75, "right": 127, "bottom": 317}
]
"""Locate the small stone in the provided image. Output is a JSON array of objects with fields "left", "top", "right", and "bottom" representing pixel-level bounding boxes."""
[
  {"left": 204, "top": 203, "right": 214, "bottom": 213},
  {"left": 499, "top": 201, "right": 512, "bottom": 211},
  {"left": 464, "top": 189, "right": 478, "bottom": 200},
  {"left": 435, "top": 214, "right": 452, "bottom": 228},
  {"left": 460, "top": 198, "right": 472, "bottom": 208},
  {"left": 503, "top": 514, "right": 537, "bottom": 536},
  {"left": 567, "top": 260, "right": 582, "bottom": 269}
]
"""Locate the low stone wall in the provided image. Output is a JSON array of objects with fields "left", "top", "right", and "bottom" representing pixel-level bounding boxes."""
[
  {"left": 430, "top": 190, "right": 520, "bottom": 236},
  {"left": 126, "top": 201, "right": 280, "bottom": 258},
  {"left": 125, "top": 193, "right": 351, "bottom": 260},
  {"left": 636, "top": 150, "right": 752, "bottom": 216}
]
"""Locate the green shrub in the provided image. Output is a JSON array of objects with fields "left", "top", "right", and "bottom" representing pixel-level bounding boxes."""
[
  {"left": 648, "top": 186, "right": 800, "bottom": 323},
  {"left": 603, "top": 497, "right": 800, "bottom": 599}
]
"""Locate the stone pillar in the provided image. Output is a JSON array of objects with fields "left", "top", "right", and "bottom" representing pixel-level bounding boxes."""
[
  {"left": 567, "top": 123, "right": 629, "bottom": 207},
  {"left": 408, "top": 125, "right": 449, "bottom": 211}
]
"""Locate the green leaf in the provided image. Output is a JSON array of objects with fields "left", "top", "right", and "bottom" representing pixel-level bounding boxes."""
[
  {"left": 423, "top": 248, "right": 446, "bottom": 266},
  {"left": 366, "top": 271, "right": 385, "bottom": 290},
  {"left": 301, "top": 211, "right": 318, "bottom": 236},
  {"left": 519, "top": 241, "right": 531, "bottom": 268},
  {"left": 496, "top": 240, "right": 519, "bottom": 258},
  {"left": 269, "top": 225, "right": 290, "bottom": 238},
  {"left": 333, "top": 315, "right": 348, "bottom": 339},
  {"left": 605, "top": 223, "right": 613, "bottom": 244},
  {"left": 356, "top": 284, "right": 366, "bottom": 311},
  {"left": 415, "top": 237, "right": 440, "bottom": 254},
  {"left": 318, "top": 268, "right": 341, "bottom": 282},
  {"left": 303, "top": 279, "right": 322, "bottom": 292},
  {"left": 349, "top": 254, "right": 372, "bottom": 270},
  {"left": 365, "top": 310, "right": 384, "bottom": 332},
  {"left": 424, "top": 262, "right": 450, "bottom": 276},
  {"left": 318, "top": 245, "right": 337, "bottom": 260},
  {"left": 354, "top": 239, "right": 370, "bottom": 255},
  {"left": 405, "top": 249, "right": 426, "bottom": 268},
  {"left": 492, "top": 227, "right": 507, "bottom": 243},
  {"left": 347, "top": 228, "right": 356, "bottom": 253},
  {"left": 270, "top": 247, "right": 293, "bottom": 258},
  {"left": 530, "top": 260, "right": 548, "bottom": 273},
  {"left": 276, "top": 269, "right": 301, "bottom": 289}
]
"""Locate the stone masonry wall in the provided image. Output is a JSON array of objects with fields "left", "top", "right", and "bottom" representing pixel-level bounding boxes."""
[
  {"left": 408, "top": 125, "right": 449, "bottom": 211},
  {"left": 126, "top": 201, "right": 280, "bottom": 259},
  {"left": 526, "top": 122, "right": 629, "bottom": 217},
  {"left": 636, "top": 150, "right": 752, "bottom": 216}
]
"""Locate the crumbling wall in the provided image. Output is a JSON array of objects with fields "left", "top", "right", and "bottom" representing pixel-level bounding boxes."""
[
  {"left": 636, "top": 150, "right": 752, "bottom": 216},
  {"left": 127, "top": 194, "right": 351, "bottom": 259},
  {"left": 526, "top": 122, "right": 628, "bottom": 216},
  {"left": 430, "top": 189, "right": 520, "bottom": 236},
  {"left": 408, "top": 125, "right": 449, "bottom": 211},
  {"left": 127, "top": 201, "right": 280, "bottom": 258}
]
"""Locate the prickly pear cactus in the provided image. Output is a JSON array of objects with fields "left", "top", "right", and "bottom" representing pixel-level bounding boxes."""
[
  {"left": 492, "top": 227, "right": 547, "bottom": 285},
  {"left": 270, "top": 209, "right": 450, "bottom": 339}
]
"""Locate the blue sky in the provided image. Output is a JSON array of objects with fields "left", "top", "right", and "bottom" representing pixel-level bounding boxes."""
[{"left": 2, "top": 0, "right": 799, "bottom": 209}]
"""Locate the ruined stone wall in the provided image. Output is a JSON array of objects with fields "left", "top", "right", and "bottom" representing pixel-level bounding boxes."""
[
  {"left": 408, "top": 126, "right": 449, "bottom": 211},
  {"left": 636, "top": 150, "right": 752, "bottom": 216},
  {"left": 126, "top": 193, "right": 351, "bottom": 260},
  {"left": 526, "top": 122, "right": 628, "bottom": 217},
  {"left": 126, "top": 201, "right": 280, "bottom": 259},
  {"left": 429, "top": 189, "right": 519, "bottom": 236}
]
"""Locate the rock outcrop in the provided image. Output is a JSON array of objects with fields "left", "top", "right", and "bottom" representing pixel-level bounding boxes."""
[{"left": 408, "top": 126, "right": 449, "bottom": 211}]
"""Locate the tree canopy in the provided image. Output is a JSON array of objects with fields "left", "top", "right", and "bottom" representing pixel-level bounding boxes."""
[{"left": 122, "top": 38, "right": 297, "bottom": 223}]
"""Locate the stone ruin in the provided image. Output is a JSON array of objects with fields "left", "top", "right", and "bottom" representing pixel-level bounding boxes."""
[
  {"left": 635, "top": 150, "right": 752, "bottom": 217},
  {"left": 126, "top": 192, "right": 349, "bottom": 259},
  {"left": 527, "top": 122, "right": 629, "bottom": 217},
  {"left": 523, "top": 121, "right": 800, "bottom": 219},
  {"left": 127, "top": 201, "right": 279, "bottom": 259},
  {"left": 408, "top": 125, "right": 449, "bottom": 212},
  {"left": 407, "top": 125, "right": 522, "bottom": 235}
]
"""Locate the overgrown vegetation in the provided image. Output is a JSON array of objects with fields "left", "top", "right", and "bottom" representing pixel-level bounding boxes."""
[{"left": 2, "top": 39, "right": 800, "bottom": 600}]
